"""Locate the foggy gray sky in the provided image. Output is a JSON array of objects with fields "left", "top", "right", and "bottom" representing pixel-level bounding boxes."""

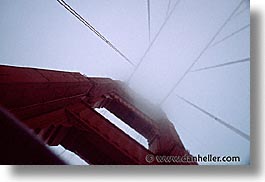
[{"left": 0, "top": 0, "right": 250, "bottom": 165}]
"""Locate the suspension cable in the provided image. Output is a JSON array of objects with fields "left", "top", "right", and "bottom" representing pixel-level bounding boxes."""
[
  {"left": 147, "top": 0, "right": 151, "bottom": 43},
  {"left": 126, "top": 0, "right": 182, "bottom": 83},
  {"left": 57, "top": 0, "right": 135, "bottom": 66},
  {"left": 159, "top": 0, "right": 245, "bottom": 105},
  {"left": 210, "top": 24, "right": 250, "bottom": 48},
  {"left": 191, "top": 57, "right": 250, "bottom": 72},
  {"left": 166, "top": 0, "right": 171, "bottom": 17},
  {"left": 177, "top": 95, "right": 250, "bottom": 141}
]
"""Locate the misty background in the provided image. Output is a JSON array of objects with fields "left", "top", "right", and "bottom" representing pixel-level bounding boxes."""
[{"left": 0, "top": 0, "right": 250, "bottom": 165}]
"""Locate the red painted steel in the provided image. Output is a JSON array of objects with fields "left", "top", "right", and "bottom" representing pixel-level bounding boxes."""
[{"left": 0, "top": 65, "right": 196, "bottom": 165}]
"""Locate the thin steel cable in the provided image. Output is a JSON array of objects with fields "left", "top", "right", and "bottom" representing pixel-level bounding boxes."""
[
  {"left": 57, "top": 0, "right": 135, "bottom": 66},
  {"left": 147, "top": 0, "right": 151, "bottom": 43},
  {"left": 210, "top": 24, "right": 250, "bottom": 48},
  {"left": 177, "top": 95, "right": 250, "bottom": 141},
  {"left": 191, "top": 57, "right": 250, "bottom": 72},
  {"left": 159, "top": 0, "right": 245, "bottom": 105},
  {"left": 166, "top": 0, "right": 171, "bottom": 17},
  {"left": 233, "top": 2, "right": 249, "bottom": 18},
  {"left": 126, "top": 0, "right": 182, "bottom": 83}
]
